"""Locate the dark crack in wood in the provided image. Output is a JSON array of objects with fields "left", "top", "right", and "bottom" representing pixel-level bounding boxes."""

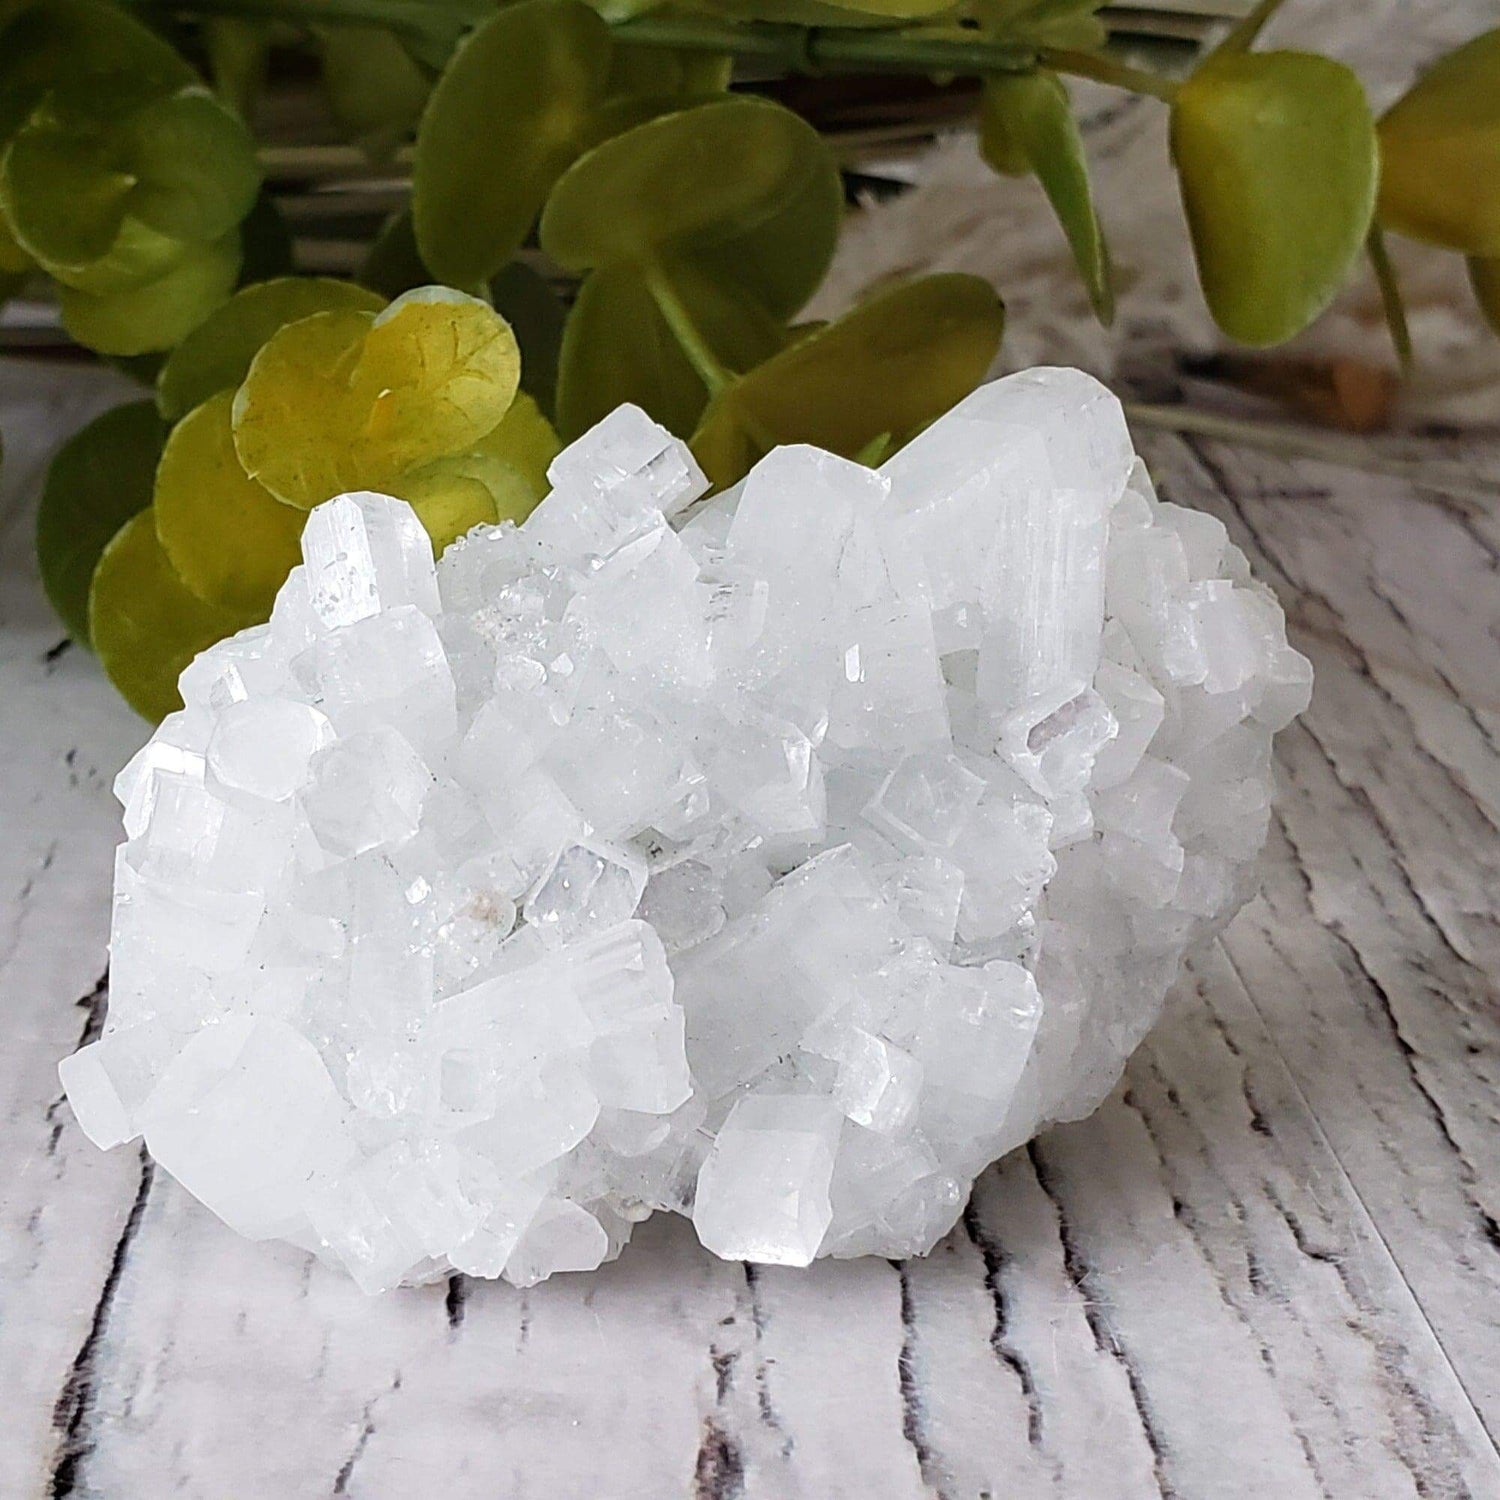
[{"left": 47, "top": 1147, "right": 154, "bottom": 1498}]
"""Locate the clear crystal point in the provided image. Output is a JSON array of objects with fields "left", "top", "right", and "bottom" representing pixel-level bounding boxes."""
[{"left": 69, "top": 370, "right": 1307, "bottom": 1287}]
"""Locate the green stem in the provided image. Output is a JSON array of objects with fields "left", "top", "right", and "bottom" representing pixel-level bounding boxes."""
[
  {"left": 1213, "top": 0, "right": 1292, "bottom": 57},
  {"left": 1366, "top": 225, "right": 1414, "bottom": 372},
  {"left": 645, "top": 270, "right": 733, "bottom": 395},
  {"left": 1035, "top": 46, "right": 1179, "bottom": 102},
  {"left": 129, "top": 0, "right": 1193, "bottom": 96},
  {"left": 130, "top": 0, "right": 447, "bottom": 38}
]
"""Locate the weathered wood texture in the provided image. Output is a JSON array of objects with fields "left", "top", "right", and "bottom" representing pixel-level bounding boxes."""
[{"left": 2, "top": 361, "right": 1497, "bottom": 1499}]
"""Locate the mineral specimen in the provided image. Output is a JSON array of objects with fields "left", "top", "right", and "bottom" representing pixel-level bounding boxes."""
[{"left": 61, "top": 369, "right": 1311, "bottom": 1290}]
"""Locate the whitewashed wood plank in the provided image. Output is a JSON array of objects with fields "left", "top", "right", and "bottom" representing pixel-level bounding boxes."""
[
  {"left": 1136, "top": 428, "right": 1500, "bottom": 1439},
  {"left": 0, "top": 362, "right": 163, "bottom": 1499},
  {"left": 4, "top": 362, "right": 1499, "bottom": 1500}
]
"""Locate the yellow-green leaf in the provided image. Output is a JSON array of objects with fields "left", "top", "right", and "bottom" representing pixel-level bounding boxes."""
[
  {"left": 154, "top": 389, "right": 305, "bottom": 617},
  {"left": 541, "top": 97, "right": 834, "bottom": 280},
  {"left": 691, "top": 273, "right": 1004, "bottom": 488},
  {"left": 557, "top": 261, "right": 783, "bottom": 440},
  {"left": 232, "top": 286, "right": 521, "bottom": 508},
  {"left": 413, "top": 0, "right": 614, "bottom": 287},
  {"left": 59, "top": 232, "right": 241, "bottom": 355},
  {"left": 475, "top": 390, "right": 561, "bottom": 497},
  {"left": 1378, "top": 30, "right": 1500, "bottom": 256},
  {"left": 0, "top": 0, "right": 193, "bottom": 141},
  {"left": 320, "top": 24, "right": 430, "bottom": 159},
  {"left": 89, "top": 507, "right": 245, "bottom": 722},
  {"left": 157, "top": 275, "right": 387, "bottom": 420},
  {"left": 36, "top": 399, "right": 165, "bottom": 644},
  {"left": 980, "top": 70, "right": 1111, "bottom": 323},
  {"left": 1171, "top": 50, "right": 1378, "bottom": 346}
]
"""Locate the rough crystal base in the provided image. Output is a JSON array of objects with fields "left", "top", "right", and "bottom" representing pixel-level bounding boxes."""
[{"left": 64, "top": 369, "right": 1310, "bottom": 1289}]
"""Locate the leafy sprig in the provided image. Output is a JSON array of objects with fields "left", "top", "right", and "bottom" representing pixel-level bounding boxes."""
[{"left": 4, "top": 0, "right": 1498, "bottom": 717}]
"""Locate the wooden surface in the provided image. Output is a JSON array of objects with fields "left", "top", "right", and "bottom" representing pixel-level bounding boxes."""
[{"left": 2, "top": 359, "right": 1497, "bottom": 1500}]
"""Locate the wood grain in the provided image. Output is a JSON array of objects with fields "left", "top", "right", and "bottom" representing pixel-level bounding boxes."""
[{"left": 2, "top": 361, "right": 1496, "bottom": 1499}]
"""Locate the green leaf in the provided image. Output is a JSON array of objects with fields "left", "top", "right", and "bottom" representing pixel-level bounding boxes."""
[
  {"left": 116, "top": 86, "right": 261, "bottom": 245},
  {"left": 974, "top": 0, "right": 1107, "bottom": 50},
  {"left": 0, "top": 107, "right": 139, "bottom": 275},
  {"left": 490, "top": 259, "right": 567, "bottom": 418},
  {"left": 0, "top": 0, "right": 193, "bottom": 141},
  {"left": 59, "top": 232, "right": 241, "bottom": 355},
  {"left": 398, "top": 458, "right": 502, "bottom": 551},
  {"left": 606, "top": 43, "right": 732, "bottom": 100},
  {"left": 154, "top": 389, "right": 304, "bottom": 617},
  {"left": 232, "top": 286, "right": 521, "bottom": 508},
  {"left": 557, "top": 261, "right": 783, "bottom": 440},
  {"left": 980, "top": 71, "right": 1112, "bottom": 323},
  {"left": 89, "top": 507, "right": 245, "bottom": 722},
  {"left": 36, "top": 399, "right": 165, "bottom": 645},
  {"left": 157, "top": 275, "right": 387, "bottom": 421},
  {"left": 541, "top": 97, "right": 835, "bottom": 281},
  {"left": 0, "top": 81, "right": 259, "bottom": 288},
  {"left": 413, "top": 0, "right": 614, "bottom": 288},
  {"left": 237, "top": 191, "right": 295, "bottom": 285},
  {"left": 203, "top": 17, "right": 270, "bottom": 121},
  {"left": 691, "top": 273, "right": 1005, "bottom": 487},
  {"left": 475, "top": 390, "right": 561, "bottom": 498},
  {"left": 1171, "top": 51, "right": 1378, "bottom": 346},
  {"left": 1378, "top": 29, "right": 1500, "bottom": 257},
  {"left": 692, "top": 0, "right": 956, "bottom": 21},
  {"left": 358, "top": 207, "right": 429, "bottom": 299},
  {"left": 1470, "top": 255, "right": 1500, "bottom": 337},
  {"left": 320, "top": 24, "right": 431, "bottom": 160}
]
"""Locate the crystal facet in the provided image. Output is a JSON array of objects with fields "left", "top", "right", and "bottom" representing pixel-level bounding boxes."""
[{"left": 66, "top": 378, "right": 1310, "bottom": 1288}]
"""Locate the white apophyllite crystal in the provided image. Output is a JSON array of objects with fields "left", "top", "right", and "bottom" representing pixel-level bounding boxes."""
[{"left": 64, "top": 368, "right": 1311, "bottom": 1290}]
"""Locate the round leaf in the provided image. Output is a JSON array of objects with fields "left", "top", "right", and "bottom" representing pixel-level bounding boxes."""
[
  {"left": 413, "top": 0, "right": 614, "bottom": 288},
  {"left": 232, "top": 287, "right": 520, "bottom": 508},
  {"left": 36, "top": 399, "right": 165, "bottom": 644},
  {"left": 237, "top": 190, "right": 295, "bottom": 284},
  {"left": 154, "top": 389, "right": 305, "bottom": 616},
  {"left": 59, "top": 232, "right": 241, "bottom": 355},
  {"left": 89, "top": 507, "right": 246, "bottom": 722},
  {"left": 115, "top": 86, "right": 261, "bottom": 244},
  {"left": 1, "top": 82, "right": 259, "bottom": 286},
  {"left": 541, "top": 97, "right": 835, "bottom": 278},
  {"left": 157, "top": 275, "right": 387, "bottom": 420},
  {"left": 692, "top": 0, "right": 956, "bottom": 20},
  {"left": 691, "top": 273, "right": 1005, "bottom": 487},
  {"left": 359, "top": 207, "right": 429, "bottom": 299},
  {"left": 557, "top": 261, "right": 783, "bottom": 440},
  {"left": 475, "top": 390, "right": 561, "bottom": 497},
  {"left": 1171, "top": 51, "right": 1378, "bottom": 346},
  {"left": 400, "top": 459, "right": 503, "bottom": 550},
  {"left": 0, "top": 0, "right": 193, "bottom": 141},
  {"left": 0, "top": 119, "right": 136, "bottom": 274},
  {"left": 320, "top": 24, "right": 430, "bottom": 159},
  {"left": 1378, "top": 30, "right": 1500, "bottom": 256},
  {"left": 981, "top": 70, "right": 1112, "bottom": 323},
  {"left": 490, "top": 260, "right": 568, "bottom": 417}
]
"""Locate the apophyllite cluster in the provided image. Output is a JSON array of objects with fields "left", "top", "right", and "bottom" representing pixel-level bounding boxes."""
[{"left": 61, "top": 368, "right": 1311, "bottom": 1291}]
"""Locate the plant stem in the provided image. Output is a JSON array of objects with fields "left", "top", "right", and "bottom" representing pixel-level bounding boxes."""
[
  {"left": 645, "top": 271, "right": 734, "bottom": 396},
  {"left": 1213, "top": 0, "right": 1292, "bottom": 57},
  {"left": 1035, "top": 46, "right": 1179, "bottom": 102},
  {"left": 128, "top": 0, "right": 1190, "bottom": 96},
  {"left": 1366, "top": 225, "right": 1414, "bottom": 372}
]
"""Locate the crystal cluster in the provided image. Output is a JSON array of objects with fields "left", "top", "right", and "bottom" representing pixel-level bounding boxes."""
[{"left": 61, "top": 369, "right": 1311, "bottom": 1290}]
